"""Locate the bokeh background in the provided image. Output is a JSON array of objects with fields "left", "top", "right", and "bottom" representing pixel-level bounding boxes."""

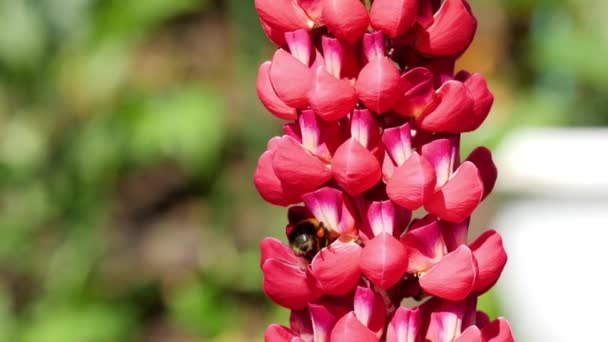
[{"left": 0, "top": 0, "right": 606, "bottom": 341}]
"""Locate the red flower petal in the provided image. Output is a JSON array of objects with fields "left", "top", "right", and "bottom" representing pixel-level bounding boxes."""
[
  {"left": 482, "top": 318, "right": 515, "bottom": 342},
  {"left": 419, "top": 245, "right": 477, "bottom": 300},
  {"left": 270, "top": 49, "right": 312, "bottom": 108},
  {"left": 425, "top": 161, "right": 483, "bottom": 223},
  {"left": 414, "top": 0, "right": 477, "bottom": 56},
  {"left": 256, "top": 62, "right": 298, "bottom": 120},
  {"left": 330, "top": 312, "right": 379, "bottom": 342},
  {"left": 299, "top": 0, "right": 324, "bottom": 24},
  {"left": 355, "top": 57, "right": 402, "bottom": 114},
  {"left": 332, "top": 138, "right": 382, "bottom": 196},
  {"left": 255, "top": 0, "right": 314, "bottom": 33},
  {"left": 262, "top": 258, "right": 318, "bottom": 309},
  {"left": 387, "top": 153, "right": 437, "bottom": 210},
  {"left": 259, "top": 18, "right": 287, "bottom": 46},
  {"left": 370, "top": 0, "right": 417, "bottom": 38},
  {"left": 264, "top": 324, "right": 301, "bottom": 342},
  {"left": 360, "top": 233, "right": 409, "bottom": 289},
  {"left": 311, "top": 241, "right": 362, "bottom": 295},
  {"left": 439, "top": 218, "right": 470, "bottom": 252},
  {"left": 260, "top": 237, "right": 300, "bottom": 268},
  {"left": 462, "top": 73, "right": 493, "bottom": 131},
  {"left": 454, "top": 326, "right": 485, "bottom": 342},
  {"left": 469, "top": 230, "right": 507, "bottom": 294},
  {"left": 417, "top": 80, "right": 475, "bottom": 133},
  {"left": 393, "top": 67, "right": 436, "bottom": 118},
  {"left": 465, "top": 147, "right": 497, "bottom": 200},
  {"left": 254, "top": 150, "right": 301, "bottom": 206},
  {"left": 323, "top": 0, "right": 370, "bottom": 44},
  {"left": 308, "top": 66, "right": 357, "bottom": 121},
  {"left": 272, "top": 136, "right": 332, "bottom": 196},
  {"left": 386, "top": 306, "right": 421, "bottom": 342},
  {"left": 402, "top": 218, "right": 446, "bottom": 273},
  {"left": 476, "top": 311, "right": 491, "bottom": 330}
]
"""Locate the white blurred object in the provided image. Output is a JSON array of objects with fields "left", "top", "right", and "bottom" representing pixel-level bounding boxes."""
[
  {"left": 493, "top": 128, "right": 608, "bottom": 341},
  {"left": 496, "top": 128, "right": 608, "bottom": 195}
]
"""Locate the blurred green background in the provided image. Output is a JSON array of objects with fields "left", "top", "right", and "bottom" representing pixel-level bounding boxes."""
[{"left": 0, "top": 0, "right": 606, "bottom": 341}]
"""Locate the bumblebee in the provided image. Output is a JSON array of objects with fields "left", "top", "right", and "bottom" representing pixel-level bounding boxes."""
[{"left": 288, "top": 218, "right": 335, "bottom": 260}]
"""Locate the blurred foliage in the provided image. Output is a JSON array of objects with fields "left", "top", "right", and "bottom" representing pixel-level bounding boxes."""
[{"left": 0, "top": 0, "right": 605, "bottom": 340}]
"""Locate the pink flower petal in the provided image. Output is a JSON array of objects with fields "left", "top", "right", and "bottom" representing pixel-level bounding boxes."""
[
  {"left": 367, "top": 200, "right": 412, "bottom": 237},
  {"left": 454, "top": 326, "right": 485, "bottom": 342},
  {"left": 414, "top": 0, "right": 477, "bottom": 56},
  {"left": 386, "top": 306, "right": 421, "bottom": 342},
  {"left": 285, "top": 29, "right": 315, "bottom": 65},
  {"left": 290, "top": 309, "right": 314, "bottom": 339},
  {"left": 260, "top": 237, "right": 300, "bottom": 268},
  {"left": 332, "top": 138, "right": 382, "bottom": 196},
  {"left": 309, "top": 304, "right": 339, "bottom": 342},
  {"left": 419, "top": 245, "right": 477, "bottom": 300},
  {"left": 255, "top": 0, "right": 314, "bottom": 33},
  {"left": 256, "top": 62, "right": 298, "bottom": 120},
  {"left": 386, "top": 152, "right": 437, "bottom": 210},
  {"left": 270, "top": 49, "right": 312, "bottom": 108},
  {"left": 370, "top": 0, "right": 417, "bottom": 38},
  {"left": 311, "top": 240, "right": 362, "bottom": 295},
  {"left": 424, "top": 295, "right": 478, "bottom": 342},
  {"left": 362, "top": 31, "right": 386, "bottom": 61},
  {"left": 469, "top": 230, "right": 507, "bottom": 294},
  {"left": 350, "top": 109, "right": 381, "bottom": 150},
  {"left": 298, "top": 109, "right": 344, "bottom": 161},
  {"left": 262, "top": 258, "right": 318, "bottom": 309},
  {"left": 482, "top": 318, "right": 515, "bottom": 342},
  {"left": 354, "top": 286, "right": 386, "bottom": 338},
  {"left": 272, "top": 136, "right": 332, "bottom": 196},
  {"left": 382, "top": 122, "right": 413, "bottom": 167},
  {"left": 402, "top": 219, "right": 446, "bottom": 273},
  {"left": 308, "top": 66, "right": 357, "bottom": 121},
  {"left": 424, "top": 161, "right": 483, "bottom": 223},
  {"left": 360, "top": 232, "right": 409, "bottom": 289},
  {"left": 264, "top": 324, "right": 301, "bottom": 342},
  {"left": 355, "top": 56, "right": 402, "bottom": 114},
  {"left": 321, "top": 36, "right": 360, "bottom": 79},
  {"left": 254, "top": 150, "right": 301, "bottom": 206},
  {"left": 330, "top": 312, "right": 379, "bottom": 342},
  {"left": 302, "top": 187, "right": 356, "bottom": 235},
  {"left": 323, "top": 0, "right": 370, "bottom": 44},
  {"left": 420, "top": 137, "right": 459, "bottom": 189},
  {"left": 465, "top": 147, "right": 497, "bottom": 200},
  {"left": 417, "top": 80, "right": 475, "bottom": 133}
]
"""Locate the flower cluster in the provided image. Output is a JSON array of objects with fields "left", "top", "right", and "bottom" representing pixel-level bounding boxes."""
[{"left": 253, "top": 0, "right": 515, "bottom": 341}]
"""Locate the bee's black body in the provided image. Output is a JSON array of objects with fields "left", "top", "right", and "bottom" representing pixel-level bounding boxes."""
[{"left": 287, "top": 218, "right": 331, "bottom": 260}]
